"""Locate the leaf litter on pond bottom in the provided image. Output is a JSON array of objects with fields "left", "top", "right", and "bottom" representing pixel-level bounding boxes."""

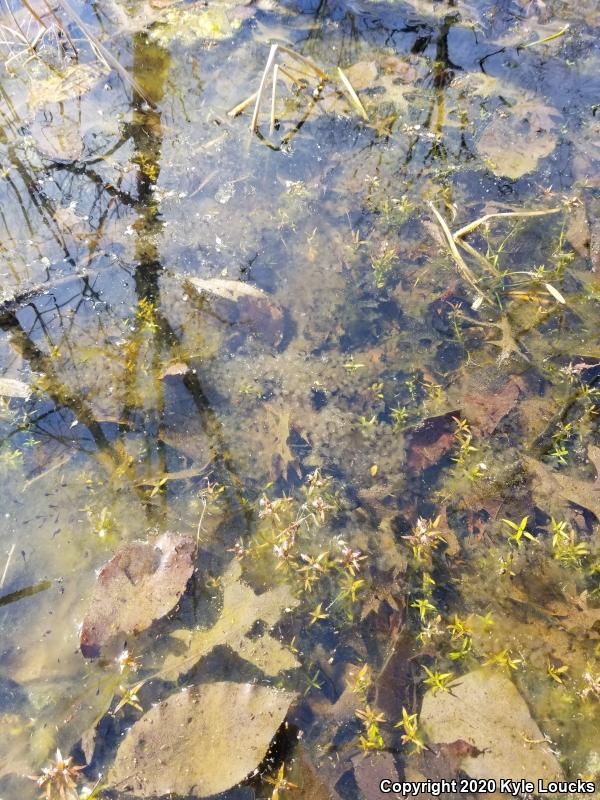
[{"left": 109, "top": 681, "right": 296, "bottom": 797}]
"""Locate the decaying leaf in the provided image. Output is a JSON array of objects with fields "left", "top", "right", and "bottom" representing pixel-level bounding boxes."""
[
  {"left": 80, "top": 532, "right": 195, "bottom": 657},
  {"left": 109, "top": 682, "right": 295, "bottom": 797},
  {"left": 183, "top": 276, "right": 284, "bottom": 346},
  {"left": 28, "top": 64, "right": 106, "bottom": 112},
  {"left": 343, "top": 60, "right": 378, "bottom": 90},
  {"left": 525, "top": 446, "right": 600, "bottom": 520},
  {"left": 405, "top": 411, "right": 459, "bottom": 471},
  {"left": 155, "top": 558, "right": 299, "bottom": 680},
  {"left": 461, "top": 376, "right": 523, "bottom": 436},
  {"left": 420, "top": 667, "right": 563, "bottom": 783},
  {"left": 352, "top": 752, "right": 401, "bottom": 799},
  {"left": 31, "top": 118, "right": 84, "bottom": 162},
  {"left": 477, "top": 99, "right": 558, "bottom": 179},
  {"left": 248, "top": 400, "right": 300, "bottom": 481}
]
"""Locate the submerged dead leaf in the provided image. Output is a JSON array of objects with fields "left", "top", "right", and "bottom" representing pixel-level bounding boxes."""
[
  {"left": 28, "top": 64, "right": 106, "bottom": 111},
  {"left": 109, "top": 682, "right": 295, "bottom": 797},
  {"left": 477, "top": 99, "right": 558, "bottom": 179},
  {"left": 80, "top": 532, "right": 195, "bottom": 657},
  {"left": 249, "top": 400, "right": 300, "bottom": 481},
  {"left": 461, "top": 377, "right": 523, "bottom": 436},
  {"left": 406, "top": 411, "right": 459, "bottom": 471},
  {"left": 183, "top": 277, "right": 284, "bottom": 346},
  {"left": 155, "top": 559, "right": 299, "bottom": 679},
  {"left": 420, "top": 667, "right": 563, "bottom": 783},
  {"left": 525, "top": 446, "right": 600, "bottom": 520}
]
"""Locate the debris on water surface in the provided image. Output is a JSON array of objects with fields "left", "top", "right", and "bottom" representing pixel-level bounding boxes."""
[{"left": 109, "top": 682, "right": 295, "bottom": 797}]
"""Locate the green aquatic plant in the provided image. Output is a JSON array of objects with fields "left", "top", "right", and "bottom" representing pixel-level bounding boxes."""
[
  {"left": 369, "top": 381, "right": 385, "bottom": 400},
  {"left": 395, "top": 707, "right": 425, "bottom": 754},
  {"left": 308, "top": 602, "right": 328, "bottom": 625},
  {"left": 451, "top": 417, "right": 477, "bottom": 466},
  {"left": 86, "top": 506, "right": 119, "bottom": 540},
  {"left": 503, "top": 516, "right": 536, "bottom": 548},
  {"left": 356, "top": 704, "right": 387, "bottom": 752},
  {"left": 550, "top": 518, "right": 589, "bottom": 566},
  {"left": 422, "top": 665, "right": 455, "bottom": 694},
  {"left": 112, "top": 680, "right": 146, "bottom": 715},
  {"left": 371, "top": 240, "right": 398, "bottom": 288},
  {"left": 390, "top": 404, "right": 410, "bottom": 431},
  {"left": 0, "top": 446, "right": 23, "bottom": 468},
  {"left": 547, "top": 661, "right": 569, "bottom": 685},
  {"left": 265, "top": 763, "right": 298, "bottom": 800},
  {"left": 411, "top": 597, "right": 437, "bottom": 621},
  {"left": 547, "top": 422, "right": 574, "bottom": 465},
  {"left": 447, "top": 615, "right": 473, "bottom": 661},
  {"left": 484, "top": 649, "right": 522, "bottom": 670},
  {"left": 342, "top": 356, "right": 366, "bottom": 373},
  {"left": 349, "top": 663, "right": 373, "bottom": 702}
]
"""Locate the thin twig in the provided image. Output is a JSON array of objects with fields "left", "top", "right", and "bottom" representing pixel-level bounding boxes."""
[
  {"left": 269, "top": 63, "right": 278, "bottom": 135},
  {"left": 40, "top": 0, "right": 78, "bottom": 55},
  {"left": 518, "top": 24, "right": 569, "bottom": 50},
  {"left": 0, "top": 544, "right": 15, "bottom": 589},
  {"left": 453, "top": 207, "right": 561, "bottom": 240},
  {"left": 250, "top": 43, "right": 278, "bottom": 133}
]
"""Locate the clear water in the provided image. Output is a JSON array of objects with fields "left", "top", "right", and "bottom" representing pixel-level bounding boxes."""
[{"left": 0, "top": 0, "right": 599, "bottom": 796}]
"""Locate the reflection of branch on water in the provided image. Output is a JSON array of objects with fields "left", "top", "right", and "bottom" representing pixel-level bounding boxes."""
[{"left": 8, "top": 325, "right": 136, "bottom": 479}]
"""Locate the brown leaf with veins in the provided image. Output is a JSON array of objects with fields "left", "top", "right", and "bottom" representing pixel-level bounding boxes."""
[
  {"left": 406, "top": 411, "right": 460, "bottom": 471},
  {"left": 80, "top": 532, "right": 195, "bottom": 657}
]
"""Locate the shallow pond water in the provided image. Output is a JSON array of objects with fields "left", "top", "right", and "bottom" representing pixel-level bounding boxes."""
[{"left": 0, "top": 0, "right": 599, "bottom": 797}]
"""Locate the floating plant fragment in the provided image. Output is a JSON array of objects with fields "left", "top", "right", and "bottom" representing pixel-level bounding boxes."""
[
  {"left": 154, "top": 558, "right": 299, "bottom": 680},
  {"left": 420, "top": 667, "right": 563, "bottom": 783},
  {"left": 109, "top": 682, "right": 295, "bottom": 797},
  {"left": 80, "top": 532, "right": 195, "bottom": 657}
]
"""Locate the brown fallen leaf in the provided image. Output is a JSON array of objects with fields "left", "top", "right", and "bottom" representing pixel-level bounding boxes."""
[
  {"left": 406, "top": 411, "right": 460, "bottom": 471},
  {"left": 477, "top": 98, "right": 558, "bottom": 179},
  {"left": 109, "top": 682, "right": 295, "bottom": 797},
  {"left": 462, "top": 377, "right": 523, "bottom": 436},
  {"left": 154, "top": 559, "right": 299, "bottom": 681},
  {"left": 420, "top": 667, "right": 563, "bottom": 783},
  {"left": 80, "top": 532, "right": 195, "bottom": 657},
  {"left": 183, "top": 277, "right": 284, "bottom": 346},
  {"left": 352, "top": 752, "right": 401, "bottom": 799},
  {"left": 524, "top": 446, "right": 600, "bottom": 520}
]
